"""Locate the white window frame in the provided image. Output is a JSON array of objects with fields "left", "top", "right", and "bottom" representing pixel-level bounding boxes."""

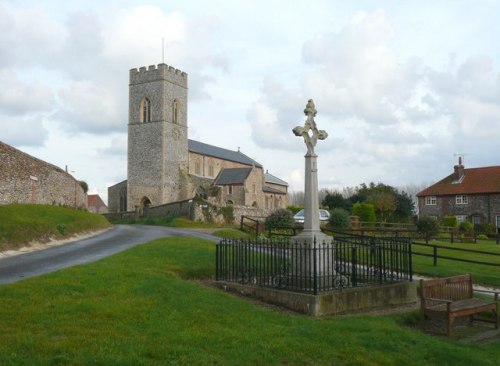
[
  {"left": 456, "top": 195, "right": 468, "bottom": 205},
  {"left": 425, "top": 196, "right": 436, "bottom": 205},
  {"left": 456, "top": 215, "right": 467, "bottom": 225}
]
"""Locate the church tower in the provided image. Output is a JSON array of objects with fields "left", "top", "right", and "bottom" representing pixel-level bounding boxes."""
[{"left": 127, "top": 64, "right": 189, "bottom": 211}]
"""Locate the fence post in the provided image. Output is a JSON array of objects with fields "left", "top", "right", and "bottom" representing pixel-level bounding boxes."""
[
  {"left": 256, "top": 220, "right": 260, "bottom": 238},
  {"left": 313, "top": 238, "right": 318, "bottom": 295},
  {"left": 240, "top": 215, "right": 244, "bottom": 231},
  {"left": 351, "top": 247, "right": 357, "bottom": 287},
  {"left": 451, "top": 231, "right": 454, "bottom": 244},
  {"left": 433, "top": 245, "right": 437, "bottom": 266}
]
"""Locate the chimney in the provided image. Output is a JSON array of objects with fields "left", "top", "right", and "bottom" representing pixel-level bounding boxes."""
[{"left": 453, "top": 157, "right": 465, "bottom": 182}]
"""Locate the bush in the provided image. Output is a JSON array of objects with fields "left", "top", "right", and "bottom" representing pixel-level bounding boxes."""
[
  {"left": 476, "top": 223, "right": 496, "bottom": 234},
  {"left": 286, "top": 205, "right": 303, "bottom": 214},
  {"left": 477, "top": 234, "right": 488, "bottom": 240},
  {"left": 416, "top": 216, "right": 439, "bottom": 241},
  {"left": 329, "top": 208, "right": 350, "bottom": 228},
  {"left": 459, "top": 221, "right": 474, "bottom": 234},
  {"left": 265, "top": 208, "right": 294, "bottom": 229},
  {"left": 443, "top": 215, "right": 458, "bottom": 229},
  {"left": 352, "top": 203, "right": 376, "bottom": 225}
]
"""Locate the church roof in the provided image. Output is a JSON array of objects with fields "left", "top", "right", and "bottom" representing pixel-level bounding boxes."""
[
  {"left": 214, "top": 168, "right": 252, "bottom": 185},
  {"left": 265, "top": 172, "right": 288, "bottom": 186},
  {"left": 188, "top": 139, "right": 262, "bottom": 168},
  {"left": 263, "top": 185, "right": 287, "bottom": 194}
]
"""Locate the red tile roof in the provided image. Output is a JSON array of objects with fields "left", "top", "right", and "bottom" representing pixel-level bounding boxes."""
[
  {"left": 87, "top": 194, "right": 106, "bottom": 208},
  {"left": 417, "top": 165, "right": 500, "bottom": 196}
]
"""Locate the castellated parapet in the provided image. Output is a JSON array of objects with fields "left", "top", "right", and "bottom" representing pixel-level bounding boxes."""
[{"left": 129, "top": 63, "right": 187, "bottom": 87}]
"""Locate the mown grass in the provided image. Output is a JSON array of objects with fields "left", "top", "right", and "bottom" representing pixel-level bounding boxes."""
[
  {"left": 0, "top": 204, "right": 111, "bottom": 251},
  {"left": 411, "top": 240, "right": 500, "bottom": 287},
  {"left": 0, "top": 237, "right": 498, "bottom": 365},
  {"left": 110, "top": 214, "right": 228, "bottom": 229}
]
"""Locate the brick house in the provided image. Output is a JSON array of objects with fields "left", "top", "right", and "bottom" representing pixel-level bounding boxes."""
[
  {"left": 87, "top": 194, "right": 108, "bottom": 214},
  {"left": 416, "top": 158, "right": 500, "bottom": 232}
]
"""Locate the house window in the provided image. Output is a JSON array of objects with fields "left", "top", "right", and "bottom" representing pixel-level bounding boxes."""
[
  {"left": 472, "top": 215, "right": 481, "bottom": 226},
  {"left": 456, "top": 195, "right": 468, "bottom": 205},
  {"left": 140, "top": 97, "right": 151, "bottom": 123},
  {"left": 425, "top": 196, "right": 436, "bottom": 205},
  {"left": 195, "top": 162, "right": 201, "bottom": 175},
  {"left": 228, "top": 185, "right": 233, "bottom": 194},
  {"left": 456, "top": 215, "right": 467, "bottom": 225},
  {"left": 173, "top": 99, "right": 179, "bottom": 124}
]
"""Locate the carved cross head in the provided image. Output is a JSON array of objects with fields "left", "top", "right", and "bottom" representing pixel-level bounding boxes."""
[{"left": 293, "top": 99, "right": 328, "bottom": 154}]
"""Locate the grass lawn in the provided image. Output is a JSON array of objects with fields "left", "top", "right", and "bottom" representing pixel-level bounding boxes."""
[
  {"left": 0, "top": 237, "right": 499, "bottom": 365},
  {"left": 411, "top": 240, "right": 500, "bottom": 287},
  {"left": 0, "top": 204, "right": 111, "bottom": 251}
]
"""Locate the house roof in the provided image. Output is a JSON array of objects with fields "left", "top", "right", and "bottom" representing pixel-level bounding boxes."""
[
  {"left": 417, "top": 165, "right": 500, "bottom": 196},
  {"left": 188, "top": 139, "right": 262, "bottom": 168},
  {"left": 214, "top": 168, "right": 252, "bottom": 185},
  {"left": 263, "top": 185, "right": 287, "bottom": 195},
  {"left": 87, "top": 194, "right": 107, "bottom": 208},
  {"left": 264, "top": 171, "right": 288, "bottom": 186}
]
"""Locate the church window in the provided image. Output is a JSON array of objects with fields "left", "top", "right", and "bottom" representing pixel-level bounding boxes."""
[
  {"left": 140, "top": 97, "right": 151, "bottom": 123},
  {"left": 228, "top": 185, "right": 233, "bottom": 194},
  {"left": 208, "top": 165, "right": 214, "bottom": 177},
  {"left": 252, "top": 183, "right": 256, "bottom": 194},
  {"left": 173, "top": 99, "right": 179, "bottom": 124},
  {"left": 195, "top": 162, "right": 201, "bottom": 175}
]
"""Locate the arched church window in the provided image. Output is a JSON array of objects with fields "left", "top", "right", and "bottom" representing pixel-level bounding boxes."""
[
  {"left": 140, "top": 97, "right": 151, "bottom": 123},
  {"left": 173, "top": 99, "right": 179, "bottom": 124}
]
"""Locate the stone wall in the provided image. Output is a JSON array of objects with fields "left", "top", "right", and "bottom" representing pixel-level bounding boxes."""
[
  {"left": 418, "top": 193, "right": 500, "bottom": 225},
  {"left": 0, "top": 141, "right": 86, "bottom": 207}
]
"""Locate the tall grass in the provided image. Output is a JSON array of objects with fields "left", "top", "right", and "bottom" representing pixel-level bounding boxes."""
[
  {"left": 0, "top": 237, "right": 498, "bottom": 365},
  {"left": 0, "top": 204, "right": 111, "bottom": 250}
]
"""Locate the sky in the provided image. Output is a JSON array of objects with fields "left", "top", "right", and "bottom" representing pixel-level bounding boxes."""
[{"left": 2, "top": 0, "right": 500, "bottom": 203}]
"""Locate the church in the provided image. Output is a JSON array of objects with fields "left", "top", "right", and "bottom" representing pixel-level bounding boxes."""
[{"left": 107, "top": 63, "right": 288, "bottom": 215}]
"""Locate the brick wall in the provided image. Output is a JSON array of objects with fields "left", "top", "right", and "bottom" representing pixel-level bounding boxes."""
[{"left": 0, "top": 141, "right": 86, "bottom": 207}]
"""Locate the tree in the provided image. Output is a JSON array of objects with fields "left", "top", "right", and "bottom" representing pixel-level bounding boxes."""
[
  {"left": 366, "top": 191, "right": 396, "bottom": 222},
  {"left": 416, "top": 216, "right": 439, "bottom": 242},
  {"left": 79, "top": 180, "right": 89, "bottom": 194},
  {"left": 322, "top": 191, "right": 351, "bottom": 211}
]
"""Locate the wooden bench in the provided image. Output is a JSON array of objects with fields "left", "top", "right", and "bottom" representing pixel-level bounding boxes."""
[{"left": 420, "top": 273, "right": 499, "bottom": 336}]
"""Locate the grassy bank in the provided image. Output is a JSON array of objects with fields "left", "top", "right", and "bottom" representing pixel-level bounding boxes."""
[
  {"left": 0, "top": 237, "right": 498, "bottom": 365},
  {"left": 0, "top": 204, "right": 111, "bottom": 251}
]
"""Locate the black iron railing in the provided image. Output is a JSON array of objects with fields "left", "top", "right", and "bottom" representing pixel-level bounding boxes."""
[{"left": 216, "top": 236, "right": 412, "bottom": 294}]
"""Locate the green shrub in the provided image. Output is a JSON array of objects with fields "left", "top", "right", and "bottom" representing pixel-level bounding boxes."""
[
  {"left": 352, "top": 203, "right": 376, "bottom": 225},
  {"left": 443, "top": 215, "right": 458, "bottom": 229},
  {"left": 477, "top": 234, "right": 488, "bottom": 240},
  {"left": 459, "top": 220, "right": 474, "bottom": 234},
  {"left": 218, "top": 206, "right": 234, "bottom": 225},
  {"left": 286, "top": 205, "right": 303, "bottom": 214},
  {"left": 56, "top": 223, "right": 66, "bottom": 235},
  {"left": 329, "top": 208, "right": 350, "bottom": 228},
  {"left": 416, "top": 216, "right": 439, "bottom": 241},
  {"left": 476, "top": 223, "right": 495, "bottom": 234},
  {"left": 265, "top": 208, "right": 294, "bottom": 229}
]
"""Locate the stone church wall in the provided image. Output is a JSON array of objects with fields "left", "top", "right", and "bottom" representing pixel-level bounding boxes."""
[{"left": 0, "top": 141, "right": 86, "bottom": 207}]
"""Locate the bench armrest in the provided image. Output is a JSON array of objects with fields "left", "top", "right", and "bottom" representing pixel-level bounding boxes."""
[{"left": 473, "top": 289, "right": 500, "bottom": 301}]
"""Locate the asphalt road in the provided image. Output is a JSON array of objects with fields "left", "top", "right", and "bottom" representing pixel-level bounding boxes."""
[{"left": 0, "top": 225, "right": 219, "bottom": 285}]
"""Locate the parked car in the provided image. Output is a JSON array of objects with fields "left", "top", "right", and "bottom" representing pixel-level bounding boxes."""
[{"left": 293, "top": 209, "right": 330, "bottom": 224}]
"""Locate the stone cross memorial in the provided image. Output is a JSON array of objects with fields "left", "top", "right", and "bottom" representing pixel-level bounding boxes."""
[{"left": 292, "top": 99, "right": 331, "bottom": 245}]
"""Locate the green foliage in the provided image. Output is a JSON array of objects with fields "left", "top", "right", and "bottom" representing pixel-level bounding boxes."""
[
  {"left": 459, "top": 220, "right": 474, "bottom": 234},
  {"left": 79, "top": 180, "right": 89, "bottom": 194},
  {"left": 443, "top": 215, "right": 458, "bottom": 229},
  {"left": 351, "top": 202, "right": 376, "bottom": 224},
  {"left": 476, "top": 223, "right": 495, "bottom": 234},
  {"left": 321, "top": 191, "right": 351, "bottom": 211},
  {"left": 286, "top": 205, "right": 303, "bottom": 214},
  {"left": 0, "top": 204, "right": 111, "bottom": 250},
  {"left": 416, "top": 216, "right": 439, "bottom": 240},
  {"left": 477, "top": 234, "right": 488, "bottom": 240},
  {"left": 264, "top": 208, "right": 294, "bottom": 229},
  {"left": 217, "top": 205, "right": 234, "bottom": 225},
  {"left": 56, "top": 223, "right": 66, "bottom": 235},
  {"left": 328, "top": 208, "right": 351, "bottom": 228}
]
